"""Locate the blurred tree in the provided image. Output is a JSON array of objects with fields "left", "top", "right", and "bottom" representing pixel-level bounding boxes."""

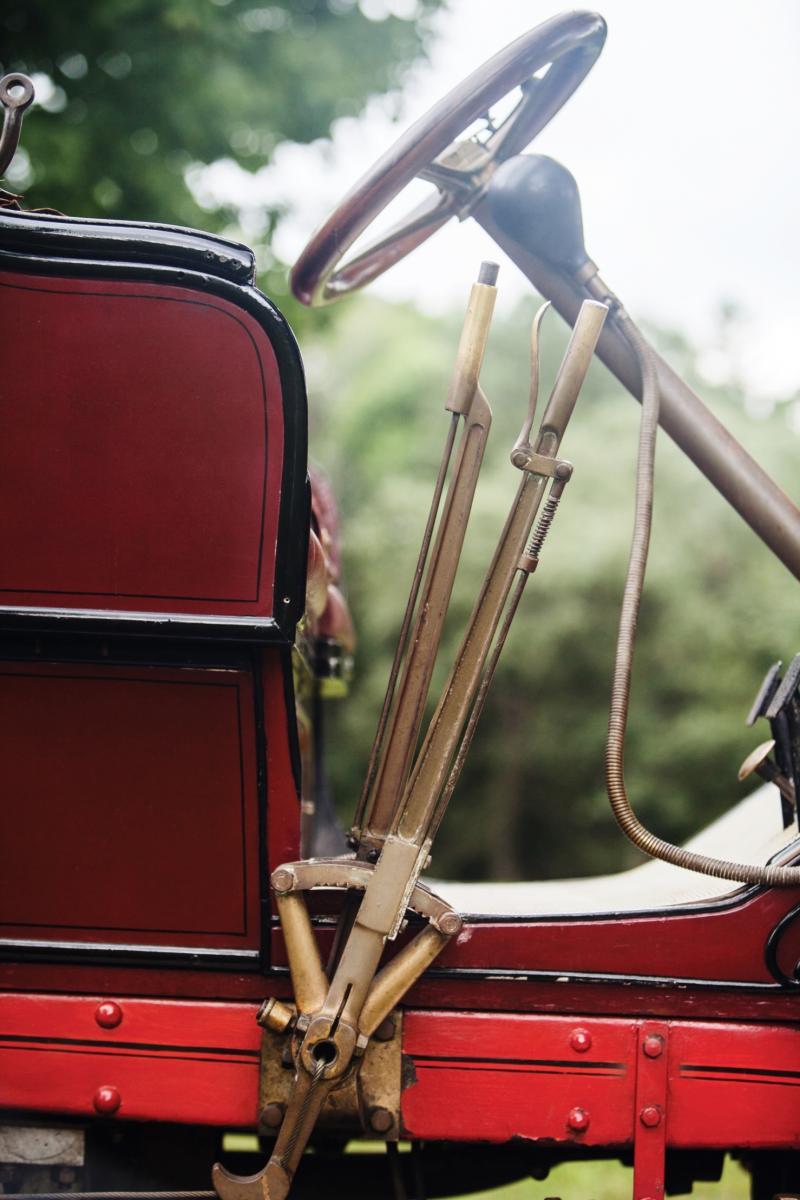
[
  {"left": 1, "top": 0, "right": 440, "bottom": 324},
  {"left": 308, "top": 294, "right": 799, "bottom": 882}
]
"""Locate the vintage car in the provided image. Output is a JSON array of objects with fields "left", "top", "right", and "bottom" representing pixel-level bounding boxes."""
[{"left": 1, "top": 11, "right": 799, "bottom": 1200}]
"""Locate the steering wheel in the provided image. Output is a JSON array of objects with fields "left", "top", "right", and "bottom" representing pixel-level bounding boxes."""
[{"left": 290, "top": 11, "right": 606, "bottom": 307}]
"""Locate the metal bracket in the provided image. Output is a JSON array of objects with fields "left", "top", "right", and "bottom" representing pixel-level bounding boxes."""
[
  {"left": 746, "top": 654, "right": 800, "bottom": 829},
  {"left": 258, "top": 1011, "right": 403, "bottom": 1141},
  {"left": 0, "top": 74, "right": 34, "bottom": 179},
  {"left": 509, "top": 447, "right": 573, "bottom": 480},
  {"left": 633, "top": 1022, "right": 669, "bottom": 1200},
  {"left": 271, "top": 856, "right": 462, "bottom": 936}
]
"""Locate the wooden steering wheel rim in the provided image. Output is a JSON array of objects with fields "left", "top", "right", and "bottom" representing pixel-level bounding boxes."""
[{"left": 290, "top": 11, "right": 606, "bottom": 307}]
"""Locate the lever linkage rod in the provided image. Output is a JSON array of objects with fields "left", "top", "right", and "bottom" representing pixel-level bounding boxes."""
[{"left": 213, "top": 276, "right": 607, "bottom": 1200}]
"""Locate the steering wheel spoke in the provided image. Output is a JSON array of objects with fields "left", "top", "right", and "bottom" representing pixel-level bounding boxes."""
[
  {"left": 326, "top": 189, "right": 456, "bottom": 299},
  {"left": 290, "top": 11, "right": 607, "bottom": 306}
]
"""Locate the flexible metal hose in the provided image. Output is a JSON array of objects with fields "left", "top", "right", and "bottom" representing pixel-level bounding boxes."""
[{"left": 605, "top": 307, "right": 800, "bottom": 887}]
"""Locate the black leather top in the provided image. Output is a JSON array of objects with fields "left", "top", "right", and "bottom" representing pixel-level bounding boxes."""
[{"left": 0, "top": 207, "right": 255, "bottom": 284}]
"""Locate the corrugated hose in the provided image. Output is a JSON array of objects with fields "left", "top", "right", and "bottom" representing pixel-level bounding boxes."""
[{"left": 605, "top": 308, "right": 800, "bottom": 887}]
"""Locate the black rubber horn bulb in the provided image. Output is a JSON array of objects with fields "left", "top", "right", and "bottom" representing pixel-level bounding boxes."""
[{"left": 488, "top": 154, "right": 593, "bottom": 278}]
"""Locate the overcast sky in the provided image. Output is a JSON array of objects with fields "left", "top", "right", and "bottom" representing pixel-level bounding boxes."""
[{"left": 205, "top": 0, "right": 800, "bottom": 399}]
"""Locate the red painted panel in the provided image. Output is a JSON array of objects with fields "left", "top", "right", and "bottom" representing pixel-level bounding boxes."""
[
  {"left": 0, "top": 994, "right": 261, "bottom": 1127},
  {"left": 0, "top": 272, "right": 284, "bottom": 619},
  {"left": 401, "top": 1010, "right": 800, "bottom": 1152},
  {"left": 667, "top": 1020, "right": 800, "bottom": 1149},
  {"left": 401, "top": 1010, "right": 636, "bottom": 1145},
  {"left": 0, "top": 661, "right": 261, "bottom": 949},
  {"left": 263, "top": 653, "right": 300, "bottom": 874},
  {"left": 1, "top": 1046, "right": 259, "bottom": 1127},
  {"left": 432, "top": 880, "right": 800, "bottom": 987},
  {"left": 0, "top": 993, "right": 261, "bottom": 1050}
]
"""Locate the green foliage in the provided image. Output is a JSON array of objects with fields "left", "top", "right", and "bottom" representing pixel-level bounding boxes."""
[
  {"left": 4, "top": 2, "right": 795, "bottom": 886},
  {"left": 308, "top": 295, "right": 799, "bottom": 881},
  {"left": 1, "top": 0, "right": 438, "bottom": 329}
]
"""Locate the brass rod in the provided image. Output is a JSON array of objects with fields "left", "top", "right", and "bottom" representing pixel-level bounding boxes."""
[
  {"left": 359, "top": 925, "right": 450, "bottom": 1037},
  {"left": 445, "top": 265, "right": 499, "bottom": 415},
  {"left": 430, "top": 571, "right": 527, "bottom": 842},
  {"left": 352, "top": 411, "right": 459, "bottom": 837},
  {"left": 363, "top": 388, "right": 492, "bottom": 843},
  {"left": 475, "top": 198, "right": 800, "bottom": 582},
  {"left": 396, "top": 300, "right": 606, "bottom": 847},
  {"left": 275, "top": 893, "right": 328, "bottom": 1016},
  {"left": 359, "top": 266, "right": 498, "bottom": 846}
]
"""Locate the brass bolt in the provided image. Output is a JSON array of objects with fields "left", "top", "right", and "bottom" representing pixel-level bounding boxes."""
[
  {"left": 439, "top": 911, "right": 462, "bottom": 936},
  {"left": 257, "top": 997, "right": 294, "bottom": 1033},
  {"left": 261, "top": 1102, "right": 285, "bottom": 1130},
  {"left": 368, "top": 1107, "right": 394, "bottom": 1134},
  {"left": 271, "top": 867, "right": 295, "bottom": 894}
]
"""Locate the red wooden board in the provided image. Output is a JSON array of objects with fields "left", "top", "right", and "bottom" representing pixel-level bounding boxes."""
[
  {"left": 2, "top": 995, "right": 798, "bottom": 1150},
  {"left": 0, "top": 993, "right": 261, "bottom": 1127},
  {"left": 0, "top": 272, "right": 285, "bottom": 620},
  {"left": 401, "top": 1010, "right": 800, "bottom": 1150},
  {"left": 0, "top": 661, "right": 262, "bottom": 950}
]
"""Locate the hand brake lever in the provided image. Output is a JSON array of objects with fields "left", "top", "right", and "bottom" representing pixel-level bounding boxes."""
[{"left": 213, "top": 284, "right": 607, "bottom": 1200}]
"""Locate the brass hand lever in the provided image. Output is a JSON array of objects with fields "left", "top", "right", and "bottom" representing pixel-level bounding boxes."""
[{"left": 213, "top": 286, "right": 607, "bottom": 1200}]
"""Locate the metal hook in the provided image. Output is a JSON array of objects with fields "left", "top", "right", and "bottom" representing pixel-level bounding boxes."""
[{"left": 0, "top": 73, "right": 35, "bottom": 179}]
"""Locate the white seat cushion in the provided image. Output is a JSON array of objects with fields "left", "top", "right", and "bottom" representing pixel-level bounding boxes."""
[{"left": 428, "top": 784, "right": 798, "bottom": 917}]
